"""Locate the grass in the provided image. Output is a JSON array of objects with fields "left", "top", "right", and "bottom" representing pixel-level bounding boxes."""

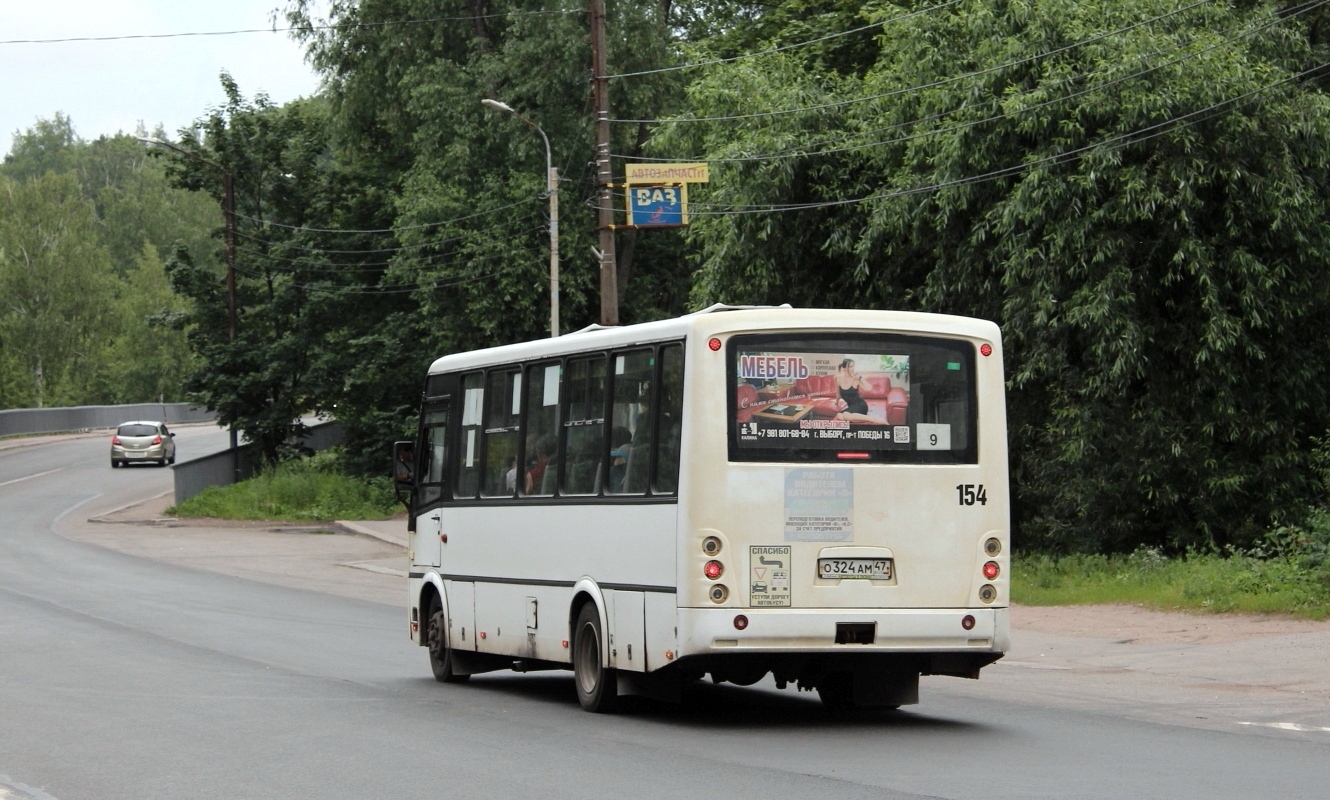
[
  {"left": 171, "top": 449, "right": 1330, "bottom": 620},
  {"left": 167, "top": 449, "right": 400, "bottom": 522},
  {"left": 1013, "top": 547, "right": 1330, "bottom": 620}
]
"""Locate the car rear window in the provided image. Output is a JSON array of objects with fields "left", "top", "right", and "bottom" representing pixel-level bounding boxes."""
[
  {"left": 728, "top": 333, "right": 978, "bottom": 464},
  {"left": 117, "top": 424, "right": 158, "bottom": 437}
]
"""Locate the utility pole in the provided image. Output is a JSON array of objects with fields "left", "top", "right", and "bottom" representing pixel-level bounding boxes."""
[
  {"left": 223, "top": 171, "right": 236, "bottom": 345},
  {"left": 590, "top": 0, "right": 618, "bottom": 326},
  {"left": 139, "top": 137, "right": 240, "bottom": 463}
]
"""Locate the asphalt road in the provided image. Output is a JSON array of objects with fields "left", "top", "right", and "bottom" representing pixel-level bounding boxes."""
[{"left": 2, "top": 431, "right": 1328, "bottom": 799}]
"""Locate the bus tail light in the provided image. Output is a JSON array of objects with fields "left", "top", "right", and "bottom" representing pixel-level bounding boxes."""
[
  {"left": 962, "top": 615, "right": 976, "bottom": 630},
  {"left": 709, "top": 585, "right": 728, "bottom": 603},
  {"left": 979, "top": 585, "right": 997, "bottom": 603},
  {"left": 734, "top": 615, "right": 749, "bottom": 630},
  {"left": 704, "top": 560, "right": 724, "bottom": 580},
  {"left": 984, "top": 537, "right": 1002, "bottom": 556},
  {"left": 836, "top": 451, "right": 871, "bottom": 460},
  {"left": 708, "top": 337, "right": 722, "bottom": 351},
  {"left": 980, "top": 343, "right": 993, "bottom": 356},
  {"left": 702, "top": 536, "right": 722, "bottom": 556},
  {"left": 983, "top": 561, "right": 1000, "bottom": 580}
]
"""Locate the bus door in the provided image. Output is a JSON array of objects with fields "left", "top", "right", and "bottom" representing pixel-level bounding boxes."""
[{"left": 413, "top": 400, "right": 449, "bottom": 569}]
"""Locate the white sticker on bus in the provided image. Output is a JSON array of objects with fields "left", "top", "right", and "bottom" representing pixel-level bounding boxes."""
[
  {"left": 784, "top": 468, "right": 853, "bottom": 542},
  {"left": 917, "top": 423, "right": 950, "bottom": 450},
  {"left": 750, "top": 546, "right": 791, "bottom": 607}
]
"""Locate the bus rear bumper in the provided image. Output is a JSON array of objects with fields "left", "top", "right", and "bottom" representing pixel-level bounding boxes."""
[{"left": 678, "top": 606, "right": 1009, "bottom": 656}]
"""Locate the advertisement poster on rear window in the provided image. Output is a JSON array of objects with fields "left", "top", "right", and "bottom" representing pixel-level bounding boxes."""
[{"left": 734, "top": 350, "right": 912, "bottom": 451}]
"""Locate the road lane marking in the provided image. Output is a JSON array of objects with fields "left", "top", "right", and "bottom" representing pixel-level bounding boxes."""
[
  {"left": 0, "top": 468, "right": 63, "bottom": 488},
  {"left": 0, "top": 775, "right": 62, "bottom": 800},
  {"left": 1240, "top": 721, "right": 1330, "bottom": 733}
]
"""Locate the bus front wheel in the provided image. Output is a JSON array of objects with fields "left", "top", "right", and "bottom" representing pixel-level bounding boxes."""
[
  {"left": 573, "top": 604, "right": 619, "bottom": 713},
  {"left": 426, "top": 595, "right": 468, "bottom": 684}
]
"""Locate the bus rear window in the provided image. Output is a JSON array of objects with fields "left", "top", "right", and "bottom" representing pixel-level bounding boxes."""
[{"left": 728, "top": 334, "right": 978, "bottom": 464}]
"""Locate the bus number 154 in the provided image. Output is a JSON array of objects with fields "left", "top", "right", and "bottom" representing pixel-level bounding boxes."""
[{"left": 956, "top": 484, "right": 987, "bottom": 506}]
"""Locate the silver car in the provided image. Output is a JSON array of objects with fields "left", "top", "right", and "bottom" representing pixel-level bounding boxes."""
[{"left": 110, "top": 421, "right": 177, "bottom": 468}]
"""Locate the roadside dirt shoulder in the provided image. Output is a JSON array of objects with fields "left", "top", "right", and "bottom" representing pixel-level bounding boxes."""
[
  {"left": 1013, "top": 602, "right": 1330, "bottom": 645},
  {"left": 939, "top": 603, "right": 1330, "bottom": 739},
  {"left": 63, "top": 491, "right": 1330, "bottom": 738},
  {"left": 61, "top": 491, "right": 408, "bottom": 607}
]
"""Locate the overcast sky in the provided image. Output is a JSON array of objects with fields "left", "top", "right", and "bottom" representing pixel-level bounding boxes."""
[{"left": 1, "top": 1, "right": 326, "bottom": 155}]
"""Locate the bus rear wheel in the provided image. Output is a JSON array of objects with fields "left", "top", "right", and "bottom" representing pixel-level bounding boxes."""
[
  {"left": 573, "top": 603, "right": 619, "bottom": 713},
  {"left": 425, "top": 595, "right": 468, "bottom": 684}
]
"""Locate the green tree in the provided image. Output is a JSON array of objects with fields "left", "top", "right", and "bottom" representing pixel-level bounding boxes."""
[
  {"left": 656, "top": 0, "right": 1330, "bottom": 552},
  {"left": 0, "top": 172, "right": 118, "bottom": 407},
  {"left": 1, "top": 118, "right": 216, "bottom": 406},
  {"left": 99, "top": 243, "right": 197, "bottom": 403},
  {"left": 159, "top": 81, "right": 331, "bottom": 464}
]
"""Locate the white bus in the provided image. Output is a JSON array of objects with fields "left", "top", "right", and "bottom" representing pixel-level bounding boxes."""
[{"left": 393, "top": 305, "right": 1009, "bottom": 712}]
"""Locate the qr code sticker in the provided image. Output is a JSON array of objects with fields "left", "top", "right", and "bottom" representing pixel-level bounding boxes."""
[{"left": 893, "top": 426, "right": 911, "bottom": 444}]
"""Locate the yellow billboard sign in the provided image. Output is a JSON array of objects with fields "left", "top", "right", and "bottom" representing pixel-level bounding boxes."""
[{"left": 625, "top": 162, "right": 709, "bottom": 184}]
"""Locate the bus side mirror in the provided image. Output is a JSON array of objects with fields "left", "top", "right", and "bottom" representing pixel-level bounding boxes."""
[
  {"left": 392, "top": 440, "right": 414, "bottom": 509},
  {"left": 393, "top": 440, "right": 415, "bottom": 484}
]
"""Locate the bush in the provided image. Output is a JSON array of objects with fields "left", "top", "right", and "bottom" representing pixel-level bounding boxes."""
[
  {"left": 1014, "top": 543, "right": 1330, "bottom": 620},
  {"left": 168, "top": 448, "right": 399, "bottom": 521}
]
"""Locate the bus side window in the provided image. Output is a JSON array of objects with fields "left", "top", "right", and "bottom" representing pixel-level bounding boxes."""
[
  {"left": 522, "top": 362, "right": 560, "bottom": 497},
  {"left": 480, "top": 370, "right": 521, "bottom": 497},
  {"left": 608, "top": 349, "right": 654, "bottom": 495},
  {"left": 418, "top": 407, "right": 447, "bottom": 507},
  {"left": 562, "top": 356, "right": 606, "bottom": 495},
  {"left": 454, "top": 372, "right": 484, "bottom": 499},
  {"left": 653, "top": 344, "right": 684, "bottom": 494}
]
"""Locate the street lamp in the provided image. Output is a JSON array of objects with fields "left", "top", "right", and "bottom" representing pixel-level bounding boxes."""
[
  {"left": 138, "top": 137, "right": 240, "bottom": 460},
  {"left": 482, "top": 99, "right": 560, "bottom": 337}
]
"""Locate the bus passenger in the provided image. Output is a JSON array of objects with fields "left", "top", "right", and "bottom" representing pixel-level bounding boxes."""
[{"left": 525, "top": 435, "right": 555, "bottom": 494}]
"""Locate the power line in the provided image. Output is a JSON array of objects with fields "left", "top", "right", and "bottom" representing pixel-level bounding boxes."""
[
  {"left": 234, "top": 226, "right": 546, "bottom": 270},
  {"left": 0, "top": 10, "right": 582, "bottom": 46},
  {"left": 598, "top": 60, "right": 1328, "bottom": 217},
  {"left": 233, "top": 244, "right": 549, "bottom": 295},
  {"left": 604, "top": 0, "right": 961, "bottom": 80},
  {"left": 611, "top": 0, "right": 1216, "bottom": 124},
  {"left": 619, "top": 0, "right": 1320, "bottom": 167},
  {"left": 233, "top": 198, "right": 537, "bottom": 234}
]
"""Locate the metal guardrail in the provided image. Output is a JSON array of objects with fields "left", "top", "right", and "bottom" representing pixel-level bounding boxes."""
[
  {"left": 171, "top": 420, "right": 344, "bottom": 505},
  {"left": 0, "top": 404, "right": 343, "bottom": 506},
  {"left": 0, "top": 403, "right": 216, "bottom": 438}
]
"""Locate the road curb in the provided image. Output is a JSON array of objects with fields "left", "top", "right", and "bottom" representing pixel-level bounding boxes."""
[{"left": 333, "top": 520, "right": 407, "bottom": 548}]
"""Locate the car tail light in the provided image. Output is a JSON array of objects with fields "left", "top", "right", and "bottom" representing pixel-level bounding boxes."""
[
  {"left": 704, "top": 560, "right": 723, "bottom": 580},
  {"left": 152, "top": 435, "right": 163, "bottom": 445},
  {"left": 983, "top": 561, "right": 1000, "bottom": 580},
  {"left": 111, "top": 436, "right": 120, "bottom": 445}
]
